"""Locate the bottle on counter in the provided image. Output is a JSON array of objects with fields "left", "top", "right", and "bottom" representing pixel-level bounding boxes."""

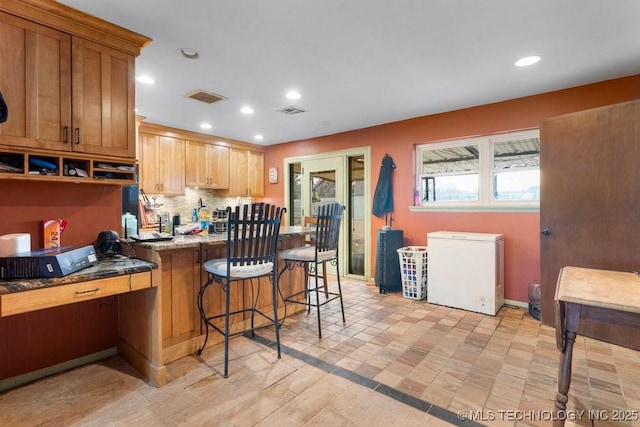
[
  {"left": 122, "top": 212, "right": 138, "bottom": 238},
  {"left": 192, "top": 208, "right": 199, "bottom": 222}
]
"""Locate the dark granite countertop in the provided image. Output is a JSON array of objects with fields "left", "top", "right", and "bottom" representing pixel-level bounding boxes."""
[
  {"left": 0, "top": 256, "right": 157, "bottom": 295},
  {"left": 128, "top": 226, "right": 313, "bottom": 251}
]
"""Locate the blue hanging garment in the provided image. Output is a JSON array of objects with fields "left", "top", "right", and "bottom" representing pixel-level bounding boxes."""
[{"left": 372, "top": 154, "right": 396, "bottom": 222}]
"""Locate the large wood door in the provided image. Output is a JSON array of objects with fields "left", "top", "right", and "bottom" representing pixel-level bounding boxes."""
[{"left": 540, "top": 99, "right": 640, "bottom": 350}]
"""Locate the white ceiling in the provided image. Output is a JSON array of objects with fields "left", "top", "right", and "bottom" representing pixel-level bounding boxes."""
[{"left": 57, "top": 0, "right": 640, "bottom": 146}]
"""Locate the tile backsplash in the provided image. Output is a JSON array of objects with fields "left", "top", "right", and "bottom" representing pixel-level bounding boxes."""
[{"left": 144, "top": 188, "right": 252, "bottom": 226}]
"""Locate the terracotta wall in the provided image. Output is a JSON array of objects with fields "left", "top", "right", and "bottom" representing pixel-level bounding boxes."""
[
  {"left": 0, "top": 181, "right": 122, "bottom": 379},
  {"left": 264, "top": 75, "right": 640, "bottom": 303}
]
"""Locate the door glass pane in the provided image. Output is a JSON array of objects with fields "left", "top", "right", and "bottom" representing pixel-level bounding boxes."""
[
  {"left": 349, "top": 156, "right": 365, "bottom": 275},
  {"left": 289, "top": 162, "right": 302, "bottom": 225},
  {"left": 310, "top": 170, "right": 336, "bottom": 216}
]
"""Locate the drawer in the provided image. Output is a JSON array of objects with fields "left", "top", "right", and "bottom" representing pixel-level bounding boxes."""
[{"left": 0, "top": 271, "right": 152, "bottom": 317}]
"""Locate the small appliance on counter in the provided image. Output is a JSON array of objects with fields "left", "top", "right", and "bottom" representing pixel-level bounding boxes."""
[{"left": 0, "top": 245, "right": 98, "bottom": 279}]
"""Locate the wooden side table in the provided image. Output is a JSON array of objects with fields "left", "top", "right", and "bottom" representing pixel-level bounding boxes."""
[{"left": 554, "top": 266, "right": 640, "bottom": 426}]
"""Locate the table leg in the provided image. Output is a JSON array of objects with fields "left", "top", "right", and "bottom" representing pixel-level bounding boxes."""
[{"left": 554, "top": 303, "right": 581, "bottom": 427}]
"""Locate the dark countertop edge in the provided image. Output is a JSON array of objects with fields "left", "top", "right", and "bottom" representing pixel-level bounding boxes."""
[
  {"left": 0, "top": 256, "right": 157, "bottom": 295},
  {"left": 129, "top": 226, "right": 313, "bottom": 251}
]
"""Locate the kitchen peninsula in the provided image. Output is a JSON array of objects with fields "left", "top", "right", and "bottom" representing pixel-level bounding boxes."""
[{"left": 124, "top": 226, "right": 309, "bottom": 386}]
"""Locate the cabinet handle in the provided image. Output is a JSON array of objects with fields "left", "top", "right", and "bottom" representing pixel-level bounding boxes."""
[
  {"left": 76, "top": 288, "right": 99, "bottom": 295},
  {"left": 75, "top": 128, "right": 81, "bottom": 144},
  {"left": 63, "top": 127, "right": 70, "bottom": 143}
]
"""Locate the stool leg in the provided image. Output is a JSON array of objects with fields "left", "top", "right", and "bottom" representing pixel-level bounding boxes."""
[
  {"left": 196, "top": 277, "right": 211, "bottom": 356},
  {"left": 335, "top": 258, "right": 346, "bottom": 323},
  {"left": 321, "top": 261, "right": 329, "bottom": 298},
  {"left": 223, "top": 278, "right": 230, "bottom": 378},
  {"left": 305, "top": 265, "right": 311, "bottom": 313},
  {"left": 314, "top": 261, "right": 323, "bottom": 338},
  {"left": 271, "top": 270, "right": 281, "bottom": 359}
]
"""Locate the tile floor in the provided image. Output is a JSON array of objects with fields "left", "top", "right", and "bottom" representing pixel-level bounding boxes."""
[{"left": 1, "top": 278, "right": 640, "bottom": 426}]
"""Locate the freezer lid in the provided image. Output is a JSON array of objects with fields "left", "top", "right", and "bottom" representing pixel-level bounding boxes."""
[{"left": 427, "top": 231, "right": 504, "bottom": 242}]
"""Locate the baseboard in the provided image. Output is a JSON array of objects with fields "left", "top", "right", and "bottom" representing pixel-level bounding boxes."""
[
  {"left": 504, "top": 299, "right": 528, "bottom": 309},
  {"left": 0, "top": 347, "right": 117, "bottom": 393}
]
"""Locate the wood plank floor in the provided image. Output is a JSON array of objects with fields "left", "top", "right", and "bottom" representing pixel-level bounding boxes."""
[{"left": 1, "top": 278, "right": 639, "bottom": 426}]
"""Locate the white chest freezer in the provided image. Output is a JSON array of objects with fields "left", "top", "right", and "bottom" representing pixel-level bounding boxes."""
[{"left": 427, "top": 231, "right": 504, "bottom": 315}]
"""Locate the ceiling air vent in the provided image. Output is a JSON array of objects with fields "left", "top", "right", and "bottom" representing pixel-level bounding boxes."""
[
  {"left": 278, "top": 105, "right": 307, "bottom": 115},
  {"left": 186, "top": 90, "right": 226, "bottom": 104}
]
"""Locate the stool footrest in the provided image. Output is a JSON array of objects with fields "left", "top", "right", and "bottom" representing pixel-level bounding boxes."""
[{"left": 284, "top": 289, "right": 343, "bottom": 308}]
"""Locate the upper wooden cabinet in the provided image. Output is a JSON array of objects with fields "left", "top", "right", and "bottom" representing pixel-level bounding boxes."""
[
  {"left": 70, "top": 37, "right": 136, "bottom": 158},
  {"left": 228, "top": 148, "right": 264, "bottom": 197},
  {"left": 139, "top": 133, "right": 185, "bottom": 196},
  {"left": 185, "top": 141, "right": 229, "bottom": 189},
  {"left": 0, "top": 2, "right": 149, "bottom": 160}
]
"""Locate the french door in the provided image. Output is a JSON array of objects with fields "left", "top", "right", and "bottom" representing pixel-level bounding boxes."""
[
  {"left": 285, "top": 148, "right": 370, "bottom": 279},
  {"left": 301, "top": 157, "right": 344, "bottom": 276}
]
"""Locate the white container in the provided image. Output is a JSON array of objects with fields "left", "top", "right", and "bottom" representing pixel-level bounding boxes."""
[
  {"left": 0, "top": 233, "right": 31, "bottom": 257},
  {"left": 427, "top": 231, "right": 504, "bottom": 315},
  {"left": 122, "top": 212, "right": 138, "bottom": 238},
  {"left": 397, "top": 246, "right": 428, "bottom": 300}
]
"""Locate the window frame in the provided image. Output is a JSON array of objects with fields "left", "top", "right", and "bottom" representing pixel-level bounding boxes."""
[{"left": 412, "top": 129, "right": 540, "bottom": 212}]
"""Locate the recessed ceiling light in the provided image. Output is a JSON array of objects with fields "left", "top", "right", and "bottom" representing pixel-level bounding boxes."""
[
  {"left": 286, "top": 90, "right": 301, "bottom": 100},
  {"left": 136, "top": 75, "right": 155, "bottom": 84},
  {"left": 254, "top": 134, "right": 264, "bottom": 141},
  {"left": 200, "top": 123, "right": 212, "bottom": 130},
  {"left": 241, "top": 106, "right": 254, "bottom": 114},
  {"left": 515, "top": 55, "right": 541, "bottom": 67},
  {"left": 177, "top": 48, "right": 199, "bottom": 60}
]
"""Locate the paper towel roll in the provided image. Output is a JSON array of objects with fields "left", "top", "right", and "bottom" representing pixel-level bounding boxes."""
[{"left": 0, "top": 233, "right": 31, "bottom": 257}]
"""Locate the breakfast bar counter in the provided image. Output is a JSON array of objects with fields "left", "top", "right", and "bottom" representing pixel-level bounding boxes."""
[{"left": 122, "top": 226, "right": 310, "bottom": 386}]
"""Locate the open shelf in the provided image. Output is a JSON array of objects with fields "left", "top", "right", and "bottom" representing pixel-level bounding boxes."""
[{"left": 0, "top": 147, "right": 136, "bottom": 185}]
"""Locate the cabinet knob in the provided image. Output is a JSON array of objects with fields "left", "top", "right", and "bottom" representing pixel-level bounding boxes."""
[
  {"left": 541, "top": 228, "right": 552, "bottom": 236},
  {"left": 75, "top": 128, "right": 81, "bottom": 144}
]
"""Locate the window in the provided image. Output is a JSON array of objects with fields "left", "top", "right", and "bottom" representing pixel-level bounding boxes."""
[{"left": 415, "top": 129, "right": 539, "bottom": 210}]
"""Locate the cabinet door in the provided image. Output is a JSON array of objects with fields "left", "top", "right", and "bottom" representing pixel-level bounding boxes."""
[
  {"left": 207, "top": 145, "right": 229, "bottom": 188},
  {"left": 185, "top": 140, "right": 208, "bottom": 187},
  {"left": 247, "top": 151, "right": 264, "bottom": 196},
  {"left": 139, "top": 133, "right": 185, "bottom": 195},
  {"left": 185, "top": 141, "right": 228, "bottom": 189},
  {"left": 139, "top": 133, "right": 159, "bottom": 194},
  {"left": 0, "top": 11, "right": 71, "bottom": 150},
  {"left": 228, "top": 148, "right": 248, "bottom": 196},
  {"left": 157, "top": 136, "right": 185, "bottom": 195},
  {"left": 161, "top": 249, "right": 201, "bottom": 347},
  {"left": 228, "top": 148, "right": 264, "bottom": 196},
  {"left": 71, "top": 37, "right": 136, "bottom": 158}
]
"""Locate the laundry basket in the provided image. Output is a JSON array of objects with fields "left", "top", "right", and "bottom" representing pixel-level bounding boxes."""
[{"left": 397, "top": 246, "right": 428, "bottom": 300}]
